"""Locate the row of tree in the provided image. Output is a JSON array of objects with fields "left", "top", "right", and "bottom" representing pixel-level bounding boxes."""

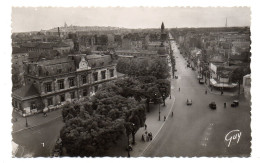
[
  {"left": 60, "top": 56, "right": 171, "bottom": 156},
  {"left": 60, "top": 84, "right": 146, "bottom": 156}
]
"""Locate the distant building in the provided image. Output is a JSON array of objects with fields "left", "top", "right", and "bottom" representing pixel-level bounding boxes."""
[
  {"left": 20, "top": 42, "right": 71, "bottom": 54},
  {"left": 12, "top": 54, "right": 117, "bottom": 116}
]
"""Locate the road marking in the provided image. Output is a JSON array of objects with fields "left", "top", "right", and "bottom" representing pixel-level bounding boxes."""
[{"left": 200, "top": 123, "right": 215, "bottom": 148}]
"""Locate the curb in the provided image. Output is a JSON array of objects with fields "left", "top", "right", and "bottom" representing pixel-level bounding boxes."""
[
  {"left": 12, "top": 116, "right": 62, "bottom": 134},
  {"left": 139, "top": 89, "right": 176, "bottom": 157}
]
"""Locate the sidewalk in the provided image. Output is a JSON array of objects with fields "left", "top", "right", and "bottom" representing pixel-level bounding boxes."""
[
  {"left": 12, "top": 109, "right": 62, "bottom": 133},
  {"left": 105, "top": 85, "right": 176, "bottom": 157}
]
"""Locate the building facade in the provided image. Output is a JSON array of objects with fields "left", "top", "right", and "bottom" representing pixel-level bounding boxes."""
[{"left": 12, "top": 54, "right": 117, "bottom": 116}]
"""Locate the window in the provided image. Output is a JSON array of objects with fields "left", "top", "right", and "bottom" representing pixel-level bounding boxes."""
[
  {"left": 45, "top": 82, "right": 52, "bottom": 92},
  {"left": 18, "top": 103, "right": 22, "bottom": 110},
  {"left": 70, "top": 92, "right": 75, "bottom": 99},
  {"left": 45, "top": 71, "right": 49, "bottom": 76},
  {"left": 94, "top": 85, "right": 98, "bottom": 92},
  {"left": 69, "top": 78, "right": 75, "bottom": 87},
  {"left": 68, "top": 67, "right": 72, "bottom": 72},
  {"left": 47, "top": 98, "right": 53, "bottom": 106},
  {"left": 93, "top": 72, "right": 98, "bottom": 81},
  {"left": 57, "top": 69, "right": 62, "bottom": 73},
  {"left": 109, "top": 69, "right": 114, "bottom": 77},
  {"left": 60, "top": 94, "right": 65, "bottom": 102},
  {"left": 14, "top": 101, "right": 18, "bottom": 108},
  {"left": 58, "top": 80, "right": 64, "bottom": 89},
  {"left": 31, "top": 102, "right": 36, "bottom": 109},
  {"left": 101, "top": 70, "right": 106, "bottom": 80},
  {"left": 82, "top": 75, "right": 87, "bottom": 84},
  {"left": 83, "top": 89, "right": 88, "bottom": 97}
]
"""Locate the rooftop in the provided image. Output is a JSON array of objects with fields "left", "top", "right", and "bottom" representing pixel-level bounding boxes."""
[{"left": 13, "top": 84, "right": 40, "bottom": 99}]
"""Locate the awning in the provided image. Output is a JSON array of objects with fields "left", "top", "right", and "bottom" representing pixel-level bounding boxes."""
[
  {"left": 210, "top": 78, "right": 217, "bottom": 85},
  {"left": 210, "top": 78, "right": 238, "bottom": 88}
]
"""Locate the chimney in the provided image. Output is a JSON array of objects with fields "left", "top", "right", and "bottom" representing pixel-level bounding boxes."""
[{"left": 58, "top": 27, "right": 60, "bottom": 38}]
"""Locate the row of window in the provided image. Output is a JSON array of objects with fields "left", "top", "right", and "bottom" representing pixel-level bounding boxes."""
[
  {"left": 44, "top": 67, "right": 73, "bottom": 76},
  {"left": 45, "top": 78, "right": 75, "bottom": 92},
  {"left": 46, "top": 89, "right": 90, "bottom": 106},
  {"left": 44, "top": 69, "right": 114, "bottom": 93}
]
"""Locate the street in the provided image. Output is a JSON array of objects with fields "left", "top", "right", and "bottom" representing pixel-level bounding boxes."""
[
  {"left": 12, "top": 117, "right": 64, "bottom": 157},
  {"left": 142, "top": 38, "right": 251, "bottom": 157}
]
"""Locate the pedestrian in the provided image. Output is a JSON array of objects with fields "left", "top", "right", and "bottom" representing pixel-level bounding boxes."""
[
  {"left": 148, "top": 133, "right": 151, "bottom": 141},
  {"left": 179, "top": 87, "right": 180, "bottom": 92},
  {"left": 211, "top": 87, "right": 213, "bottom": 91},
  {"left": 144, "top": 124, "right": 147, "bottom": 130},
  {"left": 224, "top": 102, "right": 226, "bottom": 108},
  {"left": 221, "top": 91, "right": 223, "bottom": 95},
  {"left": 164, "top": 116, "right": 166, "bottom": 121},
  {"left": 146, "top": 134, "right": 149, "bottom": 142},
  {"left": 172, "top": 111, "right": 174, "bottom": 117},
  {"left": 142, "top": 134, "right": 145, "bottom": 142},
  {"left": 205, "top": 90, "right": 207, "bottom": 94},
  {"left": 150, "top": 132, "right": 153, "bottom": 141}
]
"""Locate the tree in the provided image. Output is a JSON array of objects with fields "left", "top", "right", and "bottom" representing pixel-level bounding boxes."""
[
  {"left": 149, "top": 57, "right": 170, "bottom": 79},
  {"left": 116, "top": 57, "right": 170, "bottom": 79},
  {"left": 93, "top": 87, "right": 146, "bottom": 145},
  {"left": 156, "top": 79, "right": 171, "bottom": 106}
]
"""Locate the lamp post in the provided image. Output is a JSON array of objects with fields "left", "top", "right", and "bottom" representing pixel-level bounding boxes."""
[
  {"left": 127, "top": 134, "right": 130, "bottom": 157},
  {"left": 25, "top": 116, "right": 28, "bottom": 127},
  {"left": 155, "top": 93, "right": 161, "bottom": 121}
]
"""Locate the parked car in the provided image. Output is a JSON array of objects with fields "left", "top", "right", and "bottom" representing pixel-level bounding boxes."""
[
  {"left": 199, "top": 80, "right": 205, "bottom": 84},
  {"left": 209, "top": 102, "right": 217, "bottom": 109},
  {"left": 186, "top": 99, "right": 192, "bottom": 105},
  {"left": 231, "top": 100, "right": 239, "bottom": 107}
]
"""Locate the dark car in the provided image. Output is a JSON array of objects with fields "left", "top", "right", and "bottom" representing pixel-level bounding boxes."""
[
  {"left": 231, "top": 100, "right": 239, "bottom": 107},
  {"left": 186, "top": 99, "right": 192, "bottom": 105},
  {"left": 209, "top": 102, "right": 217, "bottom": 109},
  {"left": 199, "top": 80, "right": 205, "bottom": 84}
]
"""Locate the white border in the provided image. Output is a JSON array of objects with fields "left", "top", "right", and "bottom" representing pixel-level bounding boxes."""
[{"left": 1, "top": 0, "right": 260, "bottom": 163}]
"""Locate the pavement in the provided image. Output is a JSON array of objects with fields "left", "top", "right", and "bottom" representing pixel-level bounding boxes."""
[
  {"left": 12, "top": 109, "right": 62, "bottom": 133},
  {"left": 104, "top": 90, "right": 176, "bottom": 157}
]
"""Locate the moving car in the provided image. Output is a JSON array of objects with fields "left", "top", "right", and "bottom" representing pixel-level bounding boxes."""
[
  {"left": 209, "top": 102, "right": 217, "bottom": 109},
  {"left": 199, "top": 79, "right": 205, "bottom": 84},
  {"left": 231, "top": 100, "right": 239, "bottom": 107},
  {"left": 187, "top": 99, "right": 192, "bottom": 105}
]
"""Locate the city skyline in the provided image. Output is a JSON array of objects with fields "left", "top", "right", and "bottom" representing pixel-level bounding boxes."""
[{"left": 12, "top": 7, "right": 250, "bottom": 32}]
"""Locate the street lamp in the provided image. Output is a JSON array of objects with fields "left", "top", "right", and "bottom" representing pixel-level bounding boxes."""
[
  {"left": 159, "top": 103, "right": 161, "bottom": 121},
  {"left": 127, "top": 134, "right": 130, "bottom": 157},
  {"left": 155, "top": 93, "right": 161, "bottom": 121},
  {"left": 25, "top": 116, "right": 28, "bottom": 127}
]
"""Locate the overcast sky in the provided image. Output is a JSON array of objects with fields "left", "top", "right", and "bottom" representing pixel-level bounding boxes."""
[{"left": 12, "top": 7, "right": 251, "bottom": 32}]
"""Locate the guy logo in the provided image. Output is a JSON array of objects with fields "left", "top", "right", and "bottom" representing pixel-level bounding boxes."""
[{"left": 225, "top": 129, "right": 242, "bottom": 147}]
